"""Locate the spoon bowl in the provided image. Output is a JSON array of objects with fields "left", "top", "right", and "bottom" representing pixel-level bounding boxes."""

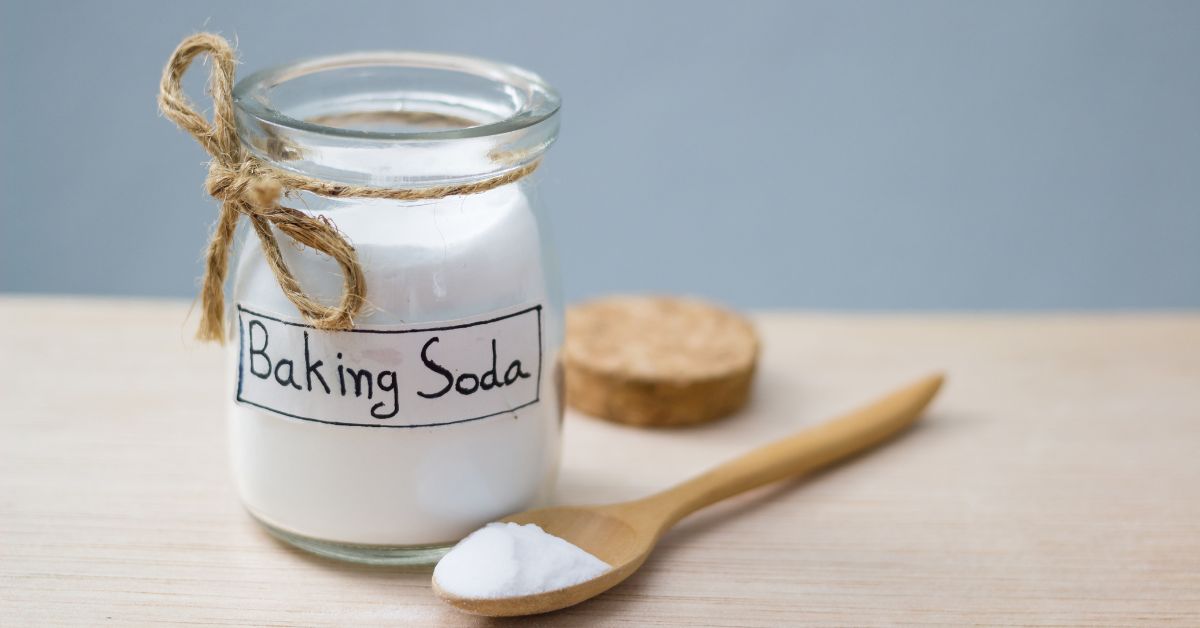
[
  {"left": 435, "top": 374, "right": 944, "bottom": 616},
  {"left": 434, "top": 506, "right": 654, "bottom": 616}
]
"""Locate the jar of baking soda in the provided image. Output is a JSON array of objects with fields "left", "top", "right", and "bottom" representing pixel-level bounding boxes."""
[{"left": 159, "top": 34, "right": 563, "bottom": 564}]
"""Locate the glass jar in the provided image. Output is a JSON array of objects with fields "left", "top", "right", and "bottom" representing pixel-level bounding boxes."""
[{"left": 226, "top": 51, "right": 563, "bottom": 564}]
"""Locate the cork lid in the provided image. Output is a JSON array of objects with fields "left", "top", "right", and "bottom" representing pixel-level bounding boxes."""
[{"left": 564, "top": 296, "right": 759, "bottom": 427}]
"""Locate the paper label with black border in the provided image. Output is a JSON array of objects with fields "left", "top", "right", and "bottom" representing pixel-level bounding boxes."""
[{"left": 235, "top": 303, "right": 542, "bottom": 428}]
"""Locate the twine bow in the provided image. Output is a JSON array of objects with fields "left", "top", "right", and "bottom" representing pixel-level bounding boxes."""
[{"left": 158, "top": 33, "right": 539, "bottom": 342}]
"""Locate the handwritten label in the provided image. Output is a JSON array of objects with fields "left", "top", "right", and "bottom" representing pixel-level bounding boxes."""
[{"left": 235, "top": 304, "right": 542, "bottom": 428}]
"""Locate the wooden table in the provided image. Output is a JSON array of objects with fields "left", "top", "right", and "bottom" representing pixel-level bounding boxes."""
[{"left": 2, "top": 297, "right": 1197, "bottom": 626}]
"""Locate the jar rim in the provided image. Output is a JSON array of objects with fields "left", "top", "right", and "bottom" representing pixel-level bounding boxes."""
[{"left": 232, "top": 50, "right": 561, "bottom": 142}]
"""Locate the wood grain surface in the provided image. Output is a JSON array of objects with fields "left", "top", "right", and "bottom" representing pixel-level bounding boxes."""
[{"left": 1, "top": 297, "right": 1197, "bottom": 626}]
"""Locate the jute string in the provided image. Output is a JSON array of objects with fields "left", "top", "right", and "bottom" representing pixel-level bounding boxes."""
[{"left": 158, "top": 33, "right": 539, "bottom": 342}]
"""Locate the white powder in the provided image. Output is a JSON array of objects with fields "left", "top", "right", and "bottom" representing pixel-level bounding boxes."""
[
  {"left": 433, "top": 522, "right": 611, "bottom": 599},
  {"left": 228, "top": 185, "right": 563, "bottom": 546}
]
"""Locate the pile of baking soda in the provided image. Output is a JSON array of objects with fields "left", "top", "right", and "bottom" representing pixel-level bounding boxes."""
[{"left": 433, "top": 522, "right": 610, "bottom": 599}]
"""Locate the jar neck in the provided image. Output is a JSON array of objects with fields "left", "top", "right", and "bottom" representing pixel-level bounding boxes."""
[{"left": 232, "top": 51, "right": 560, "bottom": 187}]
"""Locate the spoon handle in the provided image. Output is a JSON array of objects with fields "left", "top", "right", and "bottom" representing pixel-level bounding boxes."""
[{"left": 633, "top": 373, "right": 943, "bottom": 529}]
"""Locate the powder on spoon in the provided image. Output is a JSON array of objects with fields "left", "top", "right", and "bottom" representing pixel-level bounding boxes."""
[{"left": 433, "top": 522, "right": 611, "bottom": 599}]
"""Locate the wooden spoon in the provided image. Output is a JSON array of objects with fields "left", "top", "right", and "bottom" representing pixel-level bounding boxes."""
[{"left": 434, "top": 373, "right": 944, "bottom": 616}]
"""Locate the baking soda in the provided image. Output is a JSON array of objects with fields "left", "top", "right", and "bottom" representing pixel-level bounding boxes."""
[
  {"left": 433, "top": 522, "right": 610, "bottom": 599},
  {"left": 228, "top": 185, "right": 562, "bottom": 546}
]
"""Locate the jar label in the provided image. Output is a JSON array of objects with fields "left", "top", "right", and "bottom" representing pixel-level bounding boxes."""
[{"left": 233, "top": 303, "right": 543, "bottom": 428}]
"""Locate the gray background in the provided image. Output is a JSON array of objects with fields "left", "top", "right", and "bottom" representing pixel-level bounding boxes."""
[{"left": 2, "top": 1, "right": 1197, "bottom": 309}]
